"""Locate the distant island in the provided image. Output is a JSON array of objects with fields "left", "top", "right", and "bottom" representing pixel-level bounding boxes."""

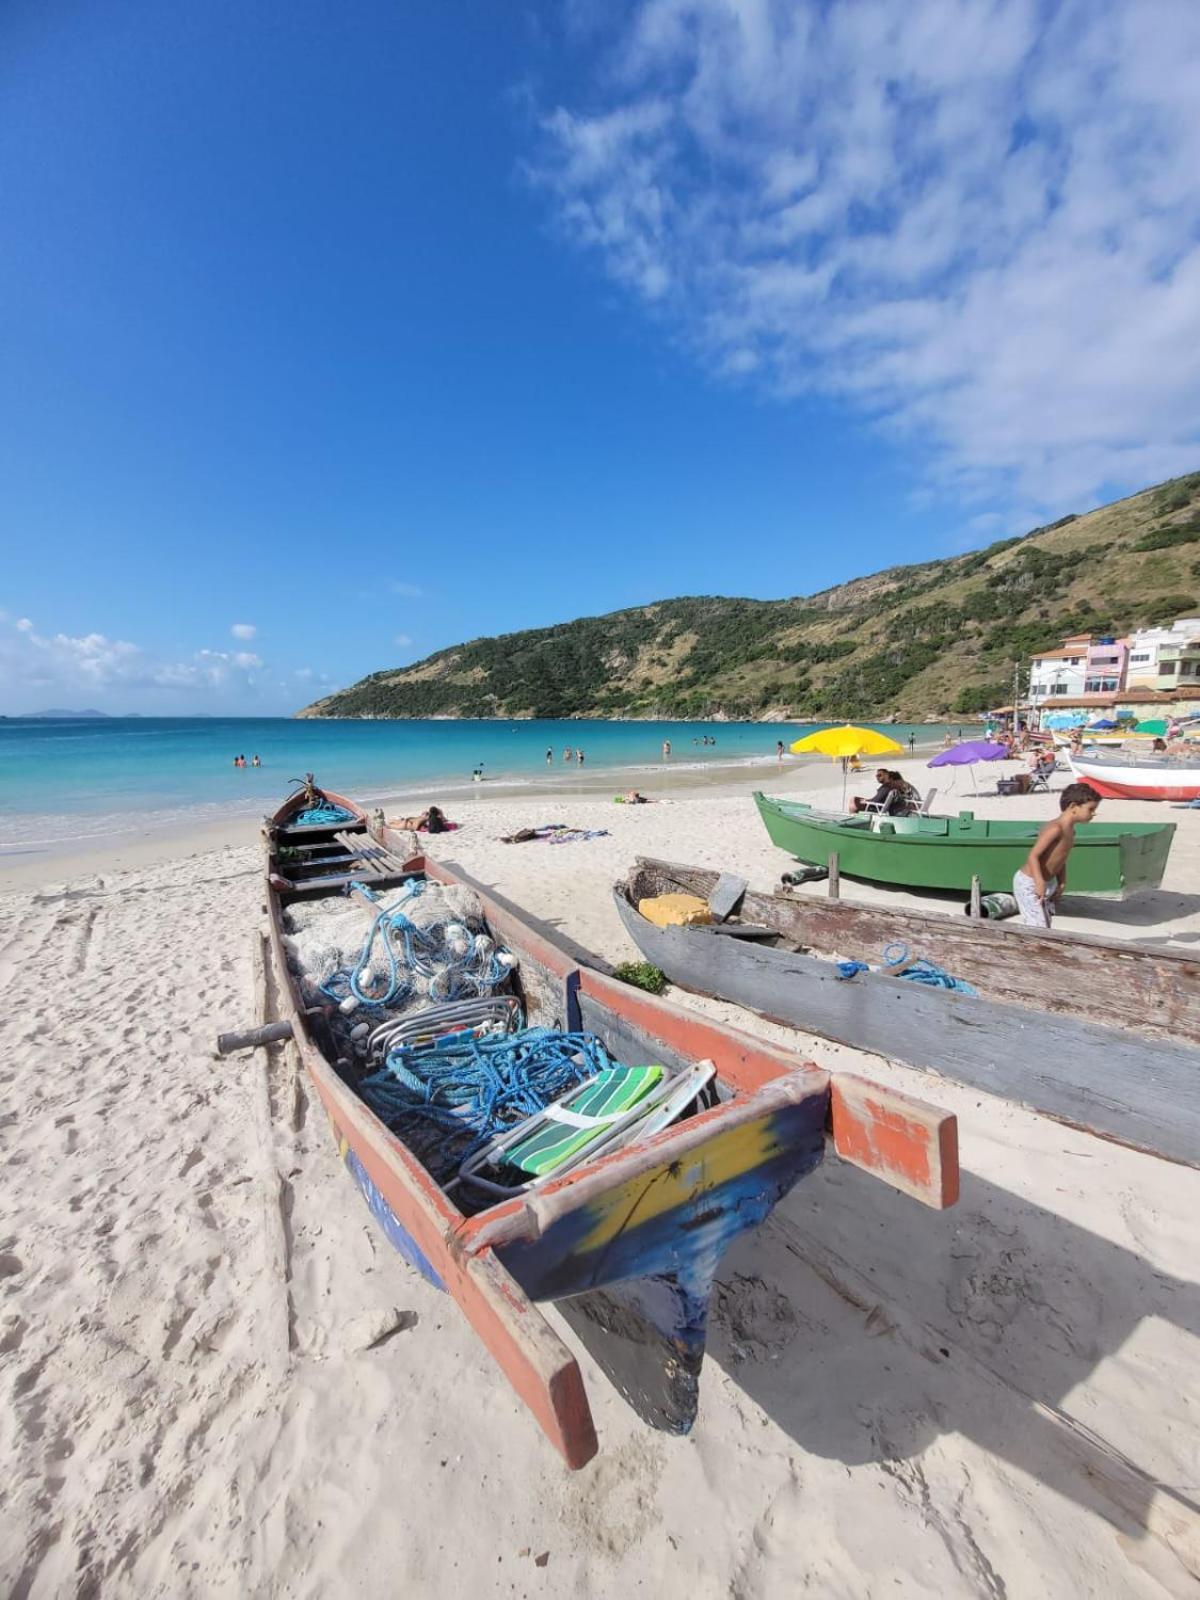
[
  {"left": 298, "top": 470, "right": 1200, "bottom": 723},
  {"left": 15, "top": 708, "right": 113, "bottom": 720}
]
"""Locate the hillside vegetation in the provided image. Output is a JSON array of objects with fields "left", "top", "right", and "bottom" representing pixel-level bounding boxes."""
[{"left": 299, "top": 471, "right": 1200, "bottom": 721}]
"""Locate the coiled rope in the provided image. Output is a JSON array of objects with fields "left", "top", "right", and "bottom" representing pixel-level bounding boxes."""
[
  {"left": 836, "top": 941, "right": 975, "bottom": 994},
  {"left": 292, "top": 802, "right": 355, "bottom": 826},
  {"left": 359, "top": 1027, "right": 612, "bottom": 1182}
]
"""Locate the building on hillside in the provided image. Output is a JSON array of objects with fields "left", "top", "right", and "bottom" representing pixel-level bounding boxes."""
[
  {"left": 1030, "top": 632, "right": 1131, "bottom": 707},
  {"left": 1126, "top": 618, "right": 1200, "bottom": 688},
  {"left": 1083, "top": 636, "right": 1128, "bottom": 694},
  {"left": 1028, "top": 635, "right": 1093, "bottom": 707}
]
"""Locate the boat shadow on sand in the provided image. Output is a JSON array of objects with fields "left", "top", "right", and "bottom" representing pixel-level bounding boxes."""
[{"left": 705, "top": 1157, "right": 1199, "bottom": 1562}]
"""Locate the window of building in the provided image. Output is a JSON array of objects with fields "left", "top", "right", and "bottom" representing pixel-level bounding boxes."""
[
  {"left": 1051, "top": 684, "right": 1068, "bottom": 695},
  {"left": 1160, "top": 661, "right": 1178, "bottom": 676}
]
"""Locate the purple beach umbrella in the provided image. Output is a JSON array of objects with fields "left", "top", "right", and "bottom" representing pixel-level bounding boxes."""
[
  {"left": 928, "top": 741, "right": 1009, "bottom": 766},
  {"left": 928, "top": 739, "right": 1009, "bottom": 796}
]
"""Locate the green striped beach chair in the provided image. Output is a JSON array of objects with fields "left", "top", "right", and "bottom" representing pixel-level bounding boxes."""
[{"left": 457, "top": 1059, "right": 716, "bottom": 1198}]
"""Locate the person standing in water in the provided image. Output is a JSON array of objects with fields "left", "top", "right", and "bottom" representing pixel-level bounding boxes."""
[
  {"left": 776, "top": 740, "right": 785, "bottom": 764},
  {"left": 662, "top": 739, "right": 671, "bottom": 760},
  {"left": 908, "top": 733, "right": 916, "bottom": 755},
  {"left": 577, "top": 748, "right": 585, "bottom": 765},
  {"left": 545, "top": 747, "right": 553, "bottom": 764}
]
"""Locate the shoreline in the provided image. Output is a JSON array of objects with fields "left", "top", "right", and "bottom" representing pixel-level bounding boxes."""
[{"left": 0, "top": 740, "right": 950, "bottom": 883}]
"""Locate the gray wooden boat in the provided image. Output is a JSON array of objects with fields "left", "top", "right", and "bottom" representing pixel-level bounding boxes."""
[{"left": 614, "top": 858, "right": 1200, "bottom": 1169}]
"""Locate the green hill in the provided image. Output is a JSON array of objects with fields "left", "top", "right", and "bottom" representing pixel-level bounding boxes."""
[{"left": 299, "top": 471, "right": 1200, "bottom": 721}]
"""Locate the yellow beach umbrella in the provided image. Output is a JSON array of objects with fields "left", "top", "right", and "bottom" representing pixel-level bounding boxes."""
[
  {"left": 789, "top": 724, "right": 904, "bottom": 759},
  {"left": 790, "top": 724, "right": 904, "bottom": 811}
]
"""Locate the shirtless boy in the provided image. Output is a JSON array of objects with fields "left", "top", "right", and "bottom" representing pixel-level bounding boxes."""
[{"left": 1012, "top": 782, "right": 1100, "bottom": 926}]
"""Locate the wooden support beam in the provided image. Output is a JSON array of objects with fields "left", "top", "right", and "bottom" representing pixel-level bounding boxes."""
[
  {"left": 217, "top": 1020, "right": 294, "bottom": 1055},
  {"left": 828, "top": 852, "right": 840, "bottom": 900},
  {"left": 830, "top": 1074, "right": 959, "bottom": 1208}
]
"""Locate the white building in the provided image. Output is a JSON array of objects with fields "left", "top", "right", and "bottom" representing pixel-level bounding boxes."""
[
  {"left": 1028, "top": 635, "right": 1091, "bottom": 706},
  {"left": 1126, "top": 618, "right": 1200, "bottom": 688}
]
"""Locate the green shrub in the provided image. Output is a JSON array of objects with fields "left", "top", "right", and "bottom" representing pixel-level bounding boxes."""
[
  {"left": 1140, "top": 594, "right": 1198, "bottom": 623},
  {"left": 1133, "top": 520, "right": 1200, "bottom": 551},
  {"left": 953, "top": 683, "right": 1008, "bottom": 714},
  {"left": 613, "top": 961, "right": 667, "bottom": 995}
]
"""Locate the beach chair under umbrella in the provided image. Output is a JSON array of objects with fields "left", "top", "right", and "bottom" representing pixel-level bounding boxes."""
[
  {"left": 790, "top": 724, "right": 904, "bottom": 809},
  {"left": 928, "top": 739, "right": 1008, "bottom": 796}
]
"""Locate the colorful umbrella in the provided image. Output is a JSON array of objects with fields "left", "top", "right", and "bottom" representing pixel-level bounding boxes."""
[
  {"left": 928, "top": 740, "right": 1008, "bottom": 797},
  {"left": 927, "top": 741, "right": 1008, "bottom": 765},
  {"left": 789, "top": 724, "right": 903, "bottom": 809},
  {"left": 789, "top": 724, "right": 904, "bottom": 760}
]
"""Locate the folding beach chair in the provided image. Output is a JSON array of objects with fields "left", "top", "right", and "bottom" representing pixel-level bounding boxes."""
[{"left": 456, "top": 1059, "right": 717, "bottom": 1198}]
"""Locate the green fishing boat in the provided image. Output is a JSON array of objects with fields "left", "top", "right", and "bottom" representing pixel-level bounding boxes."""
[{"left": 753, "top": 792, "right": 1175, "bottom": 896}]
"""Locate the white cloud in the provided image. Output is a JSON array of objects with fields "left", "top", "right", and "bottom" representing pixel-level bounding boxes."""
[
  {"left": 531, "top": 0, "right": 1200, "bottom": 516},
  {"left": 230, "top": 622, "right": 257, "bottom": 640},
  {"left": 0, "top": 616, "right": 268, "bottom": 702},
  {"left": 394, "top": 633, "right": 414, "bottom": 648},
  {"left": 389, "top": 582, "right": 424, "bottom": 598}
]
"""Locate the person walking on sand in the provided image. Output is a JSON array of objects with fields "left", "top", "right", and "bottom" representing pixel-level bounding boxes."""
[{"left": 1012, "top": 782, "right": 1100, "bottom": 927}]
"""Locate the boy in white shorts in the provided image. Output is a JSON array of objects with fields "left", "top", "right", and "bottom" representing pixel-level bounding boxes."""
[{"left": 1013, "top": 783, "right": 1101, "bottom": 927}]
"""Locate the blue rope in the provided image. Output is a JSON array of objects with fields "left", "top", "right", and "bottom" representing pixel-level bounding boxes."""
[
  {"left": 835, "top": 941, "right": 975, "bottom": 994},
  {"left": 358, "top": 1027, "right": 612, "bottom": 1182},
  {"left": 292, "top": 802, "right": 354, "bottom": 826},
  {"left": 896, "top": 959, "right": 976, "bottom": 994}
]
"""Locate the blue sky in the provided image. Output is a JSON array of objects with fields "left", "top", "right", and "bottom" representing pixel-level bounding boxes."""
[{"left": 2, "top": 0, "right": 1199, "bottom": 714}]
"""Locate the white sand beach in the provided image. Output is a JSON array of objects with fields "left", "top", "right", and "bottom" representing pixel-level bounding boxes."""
[{"left": 2, "top": 756, "right": 1199, "bottom": 1598}]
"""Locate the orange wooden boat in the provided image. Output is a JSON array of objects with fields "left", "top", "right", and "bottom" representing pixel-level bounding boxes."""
[{"left": 257, "top": 783, "right": 959, "bottom": 1468}]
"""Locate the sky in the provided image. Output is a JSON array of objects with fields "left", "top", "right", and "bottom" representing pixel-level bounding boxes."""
[{"left": 2, "top": 0, "right": 1199, "bottom": 715}]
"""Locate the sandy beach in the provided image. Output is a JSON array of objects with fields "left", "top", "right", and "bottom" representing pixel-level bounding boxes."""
[{"left": 3, "top": 754, "right": 1199, "bottom": 1598}]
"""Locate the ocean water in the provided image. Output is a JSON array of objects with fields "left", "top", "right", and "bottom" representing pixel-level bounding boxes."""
[{"left": 0, "top": 716, "right": 969, "bottom": 853}]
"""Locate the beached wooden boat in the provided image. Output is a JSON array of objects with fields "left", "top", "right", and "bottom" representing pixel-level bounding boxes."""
[
  {"left": 614, "top": 858, "right": 1200, "bottom": 1169},
  {"left": 754, "top": 791, "right": 1175, "bottom": 895},
  {"left": 246, "top": 786, "right": 958, "bottom": 1469},
  {"left": 1067, "top": 750, "right": 1200, "bottom": 802}
]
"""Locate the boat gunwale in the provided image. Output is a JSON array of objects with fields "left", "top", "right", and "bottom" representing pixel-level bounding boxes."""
[{"left": 753, "top": 791, "right": 1174, "bottom": 847}]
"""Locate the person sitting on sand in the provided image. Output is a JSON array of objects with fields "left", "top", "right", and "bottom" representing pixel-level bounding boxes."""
[
  {"left": 851, "top": 769, "right": 893, "bottom": 813},
  {"left": 1152, "top": 737, "right": 1167, "bottom": 752},
  {"left": 617, "top": 789, "right": 653, "bottom": 804},
  {"left": 1012, "top": 782, "right": 1100, "bottom": 927}
]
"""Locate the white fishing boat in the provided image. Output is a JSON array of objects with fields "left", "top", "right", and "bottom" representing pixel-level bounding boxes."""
[{"left": 1067, "top": 750, "right": 1200, "bottom": 802}]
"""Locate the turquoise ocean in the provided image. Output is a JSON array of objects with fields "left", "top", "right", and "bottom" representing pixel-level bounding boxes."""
[{"left": 0, "top": 716, "right": 968, "bottom": 854}]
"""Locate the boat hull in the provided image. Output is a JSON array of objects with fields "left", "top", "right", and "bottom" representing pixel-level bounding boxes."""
[
  {"left": 1067, "top": 753, "right": 1200, "bottom": 802},
  {"left": 260, "top": 794, "right": 959, "bottom": 1467},
  {"left": 614, "top": 867, "right": 1200, "bottom": 1169},
  {"left": 754, "top": 792, "right": 1174, "bottom": 895}
]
